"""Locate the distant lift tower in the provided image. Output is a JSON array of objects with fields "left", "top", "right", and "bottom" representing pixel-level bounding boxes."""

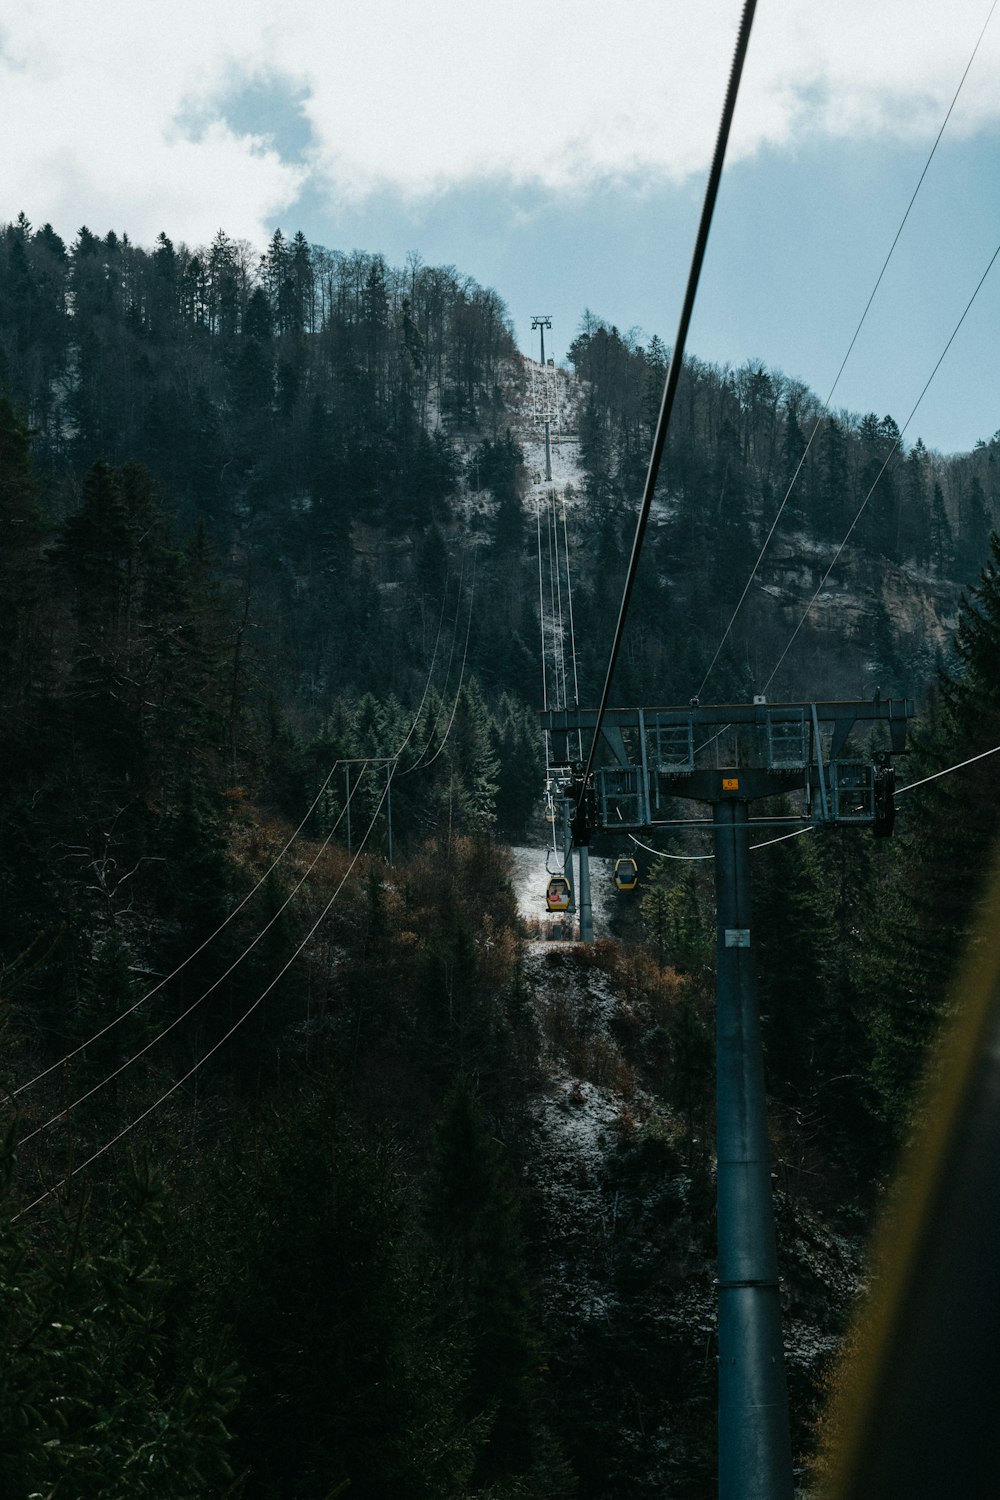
[
  {"left": 531, "top": 315, "right": 553, "bottom": 481},
  {"left": 541, "top": 694, "right": 913, "bottom": 1500}
]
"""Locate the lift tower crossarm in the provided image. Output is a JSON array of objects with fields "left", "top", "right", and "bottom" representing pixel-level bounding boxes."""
[{"left": 542, "top": 696, "right": 913, "bottom": 747}]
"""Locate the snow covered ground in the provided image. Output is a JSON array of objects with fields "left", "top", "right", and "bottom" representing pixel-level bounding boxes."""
[{"left": 508, "top": 843, "right": 617, "bottom": 941}]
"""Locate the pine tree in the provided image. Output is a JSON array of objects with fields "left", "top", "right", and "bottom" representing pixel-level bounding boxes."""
[
  {"left": 0, "top": 1145, "right": 240, "bottom": 1499},
  {"left": 424, "top": 1075, "right": 556, "bottom": 1490},
  {"left": 0, "top": 392, "right": 48, "bottom": 719},
  {"left": 929, "top": 480, "right": 954, "bottom": 576},
  {"left": 210, "top": 1098, "right": 478, "bottom": 1500},
  {"left": 852, "top": 534, "right": 1000, "bottom": 1156}
]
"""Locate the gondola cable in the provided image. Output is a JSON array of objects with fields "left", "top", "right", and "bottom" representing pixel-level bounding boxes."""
[
  {"left": 693, "top": 0, "right": 999, "bottom": 703},
  {"left": 398, "top": 550, "right": 468, "bottom": 774},
  {"left": 550, "top": 492, "right": 569, "bottom": 713},
  {"left": 761, "top": 233, "right": 1000, "bottom": 696},
  {"left": 13, "top": 773, "right": 395, "bottom": 1222},
  {"left": 560, "top": 491, "right": 583, "bottom": 760},
  {"left": 11, "top": 756, "right": 349, "bottom": 1101},
  {"left": 399, "top": 545, "right": 478, "bottom": 775},
  {"left": 17, "top": 560, "right": 480, "bottom": 1151},
  {"left": 12, "top": 565, "right": 459, "bottom": 1101},
  {"left": 15, "top": 765, "right": 374, "bottom": 1151},
  {"left": 624, "top": 740, "right": 1000, "bottom": 862},
  {"left": 536, "top": 503, "right": 559, "bottom": 847},
  {"left": 578, "top": 0, "right": 758, "bottom": 802},
  {"left": 389, "top": 561, "right": 455, "bottom": 763}
]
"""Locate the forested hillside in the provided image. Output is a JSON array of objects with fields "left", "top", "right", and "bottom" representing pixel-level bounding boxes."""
[{"left": 2, "top": 212, "right": 1000, "bottom": 1496}]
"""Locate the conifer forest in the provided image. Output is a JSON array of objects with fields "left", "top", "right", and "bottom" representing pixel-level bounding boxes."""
[{"left": 3, "top": 214, "right": 1000, "bottom": 1497}]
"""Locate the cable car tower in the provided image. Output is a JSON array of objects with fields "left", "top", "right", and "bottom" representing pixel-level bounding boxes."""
[
  {"left": 542, "top": 692, "right": 914, "bottom": 1500},
  {"left": 531, "top": 315, "right": 554, "bottom": 481}
]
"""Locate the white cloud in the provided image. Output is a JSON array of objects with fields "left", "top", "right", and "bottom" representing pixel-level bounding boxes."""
[{"left": 2, "top": 0, "right": 999, "bottom": 242}]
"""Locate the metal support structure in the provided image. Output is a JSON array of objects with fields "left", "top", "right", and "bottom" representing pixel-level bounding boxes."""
[
  {"left": 345, "top": 765, "right": 352, "bottom": 855},
  {"left": 532, "top": 314, "right": 553, "bottom": 482},
  {"left": 561, "top": 796, "right": 576, "bottom": 915},
  {"left": 539, "top": 695, "right": 914, "bottom": 1494},
  {"left": 385, "top": 763, "right": 393, "bottom": 865},
  {"left": 714, "top": 798, "right": 793, "bottom": 1499},
  {"left": 577, "top": 843, "right": 593, "bottom": 943},
  {"left": 532, "top": 314, "right": 551, "bottom": 369}
]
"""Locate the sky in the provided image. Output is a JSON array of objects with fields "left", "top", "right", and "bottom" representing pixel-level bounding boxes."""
[{"left": 3, "top": 0, "right": 1000, "bottom": 454}]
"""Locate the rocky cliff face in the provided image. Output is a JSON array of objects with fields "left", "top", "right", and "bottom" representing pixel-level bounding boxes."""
[{"left": 509, "top": 352, "right": 967, "bottom": 708}]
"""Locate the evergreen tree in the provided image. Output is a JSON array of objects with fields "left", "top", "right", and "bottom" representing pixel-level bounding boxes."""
[
  {"left": 853, "top": 534, "right": 1000, "bottom": 1156},
  {"left": 957, "top": 473, "right": 991, "bottom": 577},
  {"left": 424, "top": 1075, "right": 564, "bottom": 1491},
  {"left": 0, "top": 1146, "right": 240, "bottom": 1500},
  {"left": 212, "top": 1099, "right": 478, "bottom": 1500},
  {"left": 0, "top": 392, "right": 49, "bottom": 720},
  {"left": 929, "top": 480, "right": 954, "bottom": 576}
]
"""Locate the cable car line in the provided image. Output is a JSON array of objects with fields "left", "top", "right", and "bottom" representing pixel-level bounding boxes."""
[
  {"left": 389, "top": 561, "right": 456, "bottom": 763},
  {"left": 693, "top": 0, "right": 999, "bottom": 703},
  {"left": 11, "top": 757, "right": 349, "bottom": 1101},
  {"left": 536, "top": 501, "right": 551, "bottom": 710},
  {"left": 896, "top": 739, "right": 1000, "bottom": 796},
  {"left": 761, "top": 233, "right": 1000, "bottom": 696},
  {"left": 622, "top": 740, "right": 1000, "bottom": 864},
  {"left": 560, "top": 491, "right": 583, "bottom": 760},
  {"left": 536, "top": 502, "right": 561, "bottom": 844},
  {"left": 398, "top": 551, "right": 469, "bottom": 774},
  {"left": 16, "top": 765, "right": 375, "bottom": 1150},
  {"left": 544, "top": 492, "right": 567, "bottom": 714},
  {"left": 13, "top": 774, "right": 395, "bottom": 1223},
  {"left": 579, "top": 0, "right": 758, "bottom": 802},
  {"left": 16, "top": 553, "right": 476, "bottom": 1155},
  {"left": 550, "top": 492, "right": 569, "bottom": 713},
  {"left": 12, "top": 565, "right": 461, "bottom": 1103},
  {"left": 398, "top": 545, "right": 478, "bottom": 775}
]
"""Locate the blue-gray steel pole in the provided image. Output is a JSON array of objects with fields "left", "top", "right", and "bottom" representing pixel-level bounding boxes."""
[
  {"left": 562, "top": 798, "right": 575, "bottom": 915},
  {"left": 713, "top": 797, "right": 793, "bottom": 1500},
  {"left": 578, "top": 843, "right": 593, "bottom": 943}
]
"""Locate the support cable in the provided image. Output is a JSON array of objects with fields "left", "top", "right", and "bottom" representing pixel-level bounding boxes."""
[
  {"left": 761, "top": 235, "right": 1000, "bottom": 696},
  {"left": 694, "top": 0, "right": 999, "bottom": 701},
  {"left": 551, "top": 492, "right": 569, "bottom": 713},
  {"left": 897, "top": 739, "right": 1000, "bottom": 795},
  {"left": 12, "top": 765, "right": 343, "bottom": 1099},
  {"left": 399, "top": 546, "right": 478, "bottom": 774},
  {"left": 546, "top": 499, "right": 570, "bottom": 853},
  {"left": 17, "top": 766, "right": 373, "bottom": 1149},
  {"left": 536, "top": 503, "right": 558, "bottom": 850},
  {"left": 546, "top": 496, "right": 563, "bottom": 708},
  {"left": 13, "top": 772, "right": 395, "bottom": 1223},
  {"left": 625, "top": 740, "right": 1000, "bottom": 863},
  {"left": 400, "top": 552, "right": 468, "bottom": 774},
  {"left": 13, "top": 566, "right": 457, "bottom": 1100},
  {"left": 19, "top": 563, "right": 478, "bottom": 1143},
  {"left": 560, "top": 491, "right": 583, "bottom": 760},
  {"left": 536, "top": 502, "right": 550, "bottom": 721},
  {"left": 580, "top": 0, "right": 758, "bottom": 797},
  {"left": 390, "top": 563, "right": 454, "bottom": 762}
]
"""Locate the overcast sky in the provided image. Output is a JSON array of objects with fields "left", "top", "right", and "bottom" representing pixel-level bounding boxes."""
[{"left": 4, "top": 0, "right": 999, "bottom": 452}]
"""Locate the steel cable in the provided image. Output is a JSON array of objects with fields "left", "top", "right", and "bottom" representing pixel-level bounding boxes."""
[
  {"left": 580, "top": 0, "right": 758, "bottom": 796},
  {"left": 13, "top": 771, "right": 395, "bottom": 1222},
  {"left": 694, "top": 0, "right": 999, "bottom": 702}
]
